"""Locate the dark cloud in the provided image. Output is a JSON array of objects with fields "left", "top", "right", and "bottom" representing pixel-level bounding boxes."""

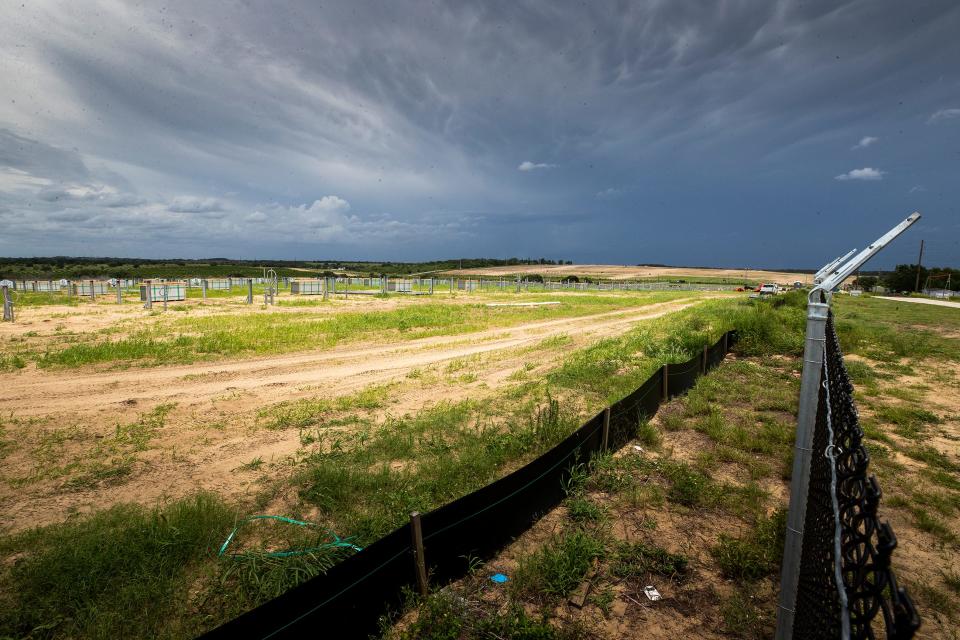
[{"left": 0, "top": 1, "right": 958, "bottom": 267}]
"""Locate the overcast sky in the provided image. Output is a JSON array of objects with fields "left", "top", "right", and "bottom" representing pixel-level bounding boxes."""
[{"left": 1, "top": 1, "right": 958, "bottom": 269}]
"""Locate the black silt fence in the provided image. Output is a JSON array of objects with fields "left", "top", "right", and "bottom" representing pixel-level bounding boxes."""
[
  {"left": 792, "top": 314, "right": 920, "bottom": 639},
  {"left": 200, "top": 330, "right": 738, "bottom": 640}
]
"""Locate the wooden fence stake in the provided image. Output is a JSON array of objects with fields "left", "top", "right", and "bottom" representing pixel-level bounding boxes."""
[
  {"left": 662, "top": 364, "right": 669, "bottom": 401},
  {"left": 601, "top": 407, "right": 611, "bottom": 452},
  {"left": 409, "top": 511, "right": 429, "bottom": 596}
]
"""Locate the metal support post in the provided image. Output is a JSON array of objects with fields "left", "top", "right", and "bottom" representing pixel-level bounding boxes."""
[
  {"left": 163, "top": 284, "right": 169, "bottom": 311},
  {"left": 409, "top": 512, "right": 429, "bottom": 596},
  {"left": 247, "top": 279, "right": 253, "bottom": 304},
  {"left": 144, "top": 284, "right": 152, "bottom": 310},
  {"left": 702, "top": 345, "right": 708, "bottom": 374},
  {"left": 2, "top": 286, "right": 13, "bottom": 322},
  {"left": 202, "top": 279, "right": 208, "bottom": 301},
  {"left": 89, "top": 279, "right": 96, "bottom": 301},
  {"left": 662, "top": 364, "right": 669, "bottom": 401},
  {"left": 116, "top": 282, "right": 122, "bottom": 304},
  {"left": 775, "top": 294, "right": 829, "bottom": 639}
]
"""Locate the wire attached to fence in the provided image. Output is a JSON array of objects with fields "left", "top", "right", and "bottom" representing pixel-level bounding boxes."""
[{"left": 821, "top": 355, "right": 851, "bottom": 639}]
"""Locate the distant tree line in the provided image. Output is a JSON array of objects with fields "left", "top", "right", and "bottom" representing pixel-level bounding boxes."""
[
  {"left": 0, "top": 256, "right": 572, "bottom": 279},
  {"left": 853, "top": 264, "right": 959, "bottom": 292}
]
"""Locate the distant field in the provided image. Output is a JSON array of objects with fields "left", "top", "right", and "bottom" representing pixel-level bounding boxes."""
[{"left": 445, "top": 263, "right": 814, "bottom": 284}]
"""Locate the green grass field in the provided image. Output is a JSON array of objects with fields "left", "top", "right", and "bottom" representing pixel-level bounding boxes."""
[
  {"left": 383, "top": 294, "right": 960, "bottom": 639},
  {"left": 2, "top": 291, "right": 956, "bottom": 639}
]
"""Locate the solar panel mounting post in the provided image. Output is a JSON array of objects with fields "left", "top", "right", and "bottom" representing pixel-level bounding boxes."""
[{"left": 2, "top": 286, "right": 13, "bottom": 322}]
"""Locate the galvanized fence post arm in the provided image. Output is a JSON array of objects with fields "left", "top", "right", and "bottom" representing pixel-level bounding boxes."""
[
  {"left": 818, "top": 212, "right": 920, "bottom": 293},
  {"left": 776, "top": 289, "right": 829, "bottom": 639},
  {"left": 814, "top": 249, "right": 856, "bottom": 284}
]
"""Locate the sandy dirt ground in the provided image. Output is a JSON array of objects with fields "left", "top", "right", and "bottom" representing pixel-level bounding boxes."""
[
  {"left": 415, "top": 354, "right": 960, "bottom": 640},
  {"left": 445, "top": 263, "right": 813, "bottom": 283},
  {"left": 0, "top": 297, "right": 709, "bottom": 532}
]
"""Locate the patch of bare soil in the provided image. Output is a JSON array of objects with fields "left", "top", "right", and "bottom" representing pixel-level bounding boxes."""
[
  {"left": 398, "top": 351, "right": 960, "bottom": 639},
  {"left": 447, "top": 263, "right": 814, "bottom": 285},
  {"left": 398, "top": 402, "right": 777, "bottom": 639}
]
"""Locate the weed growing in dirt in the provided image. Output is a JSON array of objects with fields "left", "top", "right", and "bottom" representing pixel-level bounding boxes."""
[
  {"left": 256, "top": 384, "right": 390, "bottom": 430},
  {"left": 711, "top": 509, "right": 786, "bottom": 580},
  {"left": 387, "top": 591, "right": 582, "bottom": 640},
  {"left": 510, "top": 530, "right": 606, "bottom": 601},
  {"left": 610, "top": 540, "right": 688, "bottom": 579},
  {"left": 721, "top": 589, "right": 770, "bottom": 638},
  {"left": 566, "top": 495, "right": 606, "bottom": 523}
]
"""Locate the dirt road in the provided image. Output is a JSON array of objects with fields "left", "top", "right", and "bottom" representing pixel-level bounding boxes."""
[
  {"left": 873, "top": 295, "right": 960, "bottom": 309},
  {"left": 0, "top": 299, "right": 706, "bottom": 419},
  {"left": 0, "top": 297, "right": 711, "bottom": 531}
]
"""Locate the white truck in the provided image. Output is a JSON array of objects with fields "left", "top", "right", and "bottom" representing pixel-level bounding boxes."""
[{"left": 749, "top": 283, "right": 780, "bottom": 298}]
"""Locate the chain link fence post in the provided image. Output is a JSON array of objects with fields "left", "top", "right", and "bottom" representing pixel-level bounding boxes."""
[{"left": 776, "top": 292, "right": 829, "bottom": 639}]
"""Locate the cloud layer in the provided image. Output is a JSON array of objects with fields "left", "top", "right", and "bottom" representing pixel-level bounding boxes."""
[
  {"left": 851, "top": 136, "right": 879, "bottom": 150},
  {"left": 835, "top": 167, "right": 885, "bottom": 181},
  {"left": 1, "top": 1, "right": 958, "bottom": 267}
]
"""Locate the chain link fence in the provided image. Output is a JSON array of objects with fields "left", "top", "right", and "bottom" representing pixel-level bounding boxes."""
[{"left": 789, "top": 312, "right": 920, "bottom": 639}]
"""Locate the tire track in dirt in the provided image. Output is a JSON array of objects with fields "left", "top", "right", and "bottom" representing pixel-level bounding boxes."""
[
  {"left": 0, "top": 298, "right": 709, "bottom": 418},
  {"left": 1, "top": 297, "right": 714, "bottom": 531}
]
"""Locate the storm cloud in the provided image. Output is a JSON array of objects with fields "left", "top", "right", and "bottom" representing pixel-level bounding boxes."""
[{"left": 1, "top": 1, "right": 958, "bottom": 267}]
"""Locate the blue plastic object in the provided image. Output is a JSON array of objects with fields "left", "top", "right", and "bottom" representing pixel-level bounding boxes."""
[{"left": 490, "top": 573, "right": 509, "bottom": 583}]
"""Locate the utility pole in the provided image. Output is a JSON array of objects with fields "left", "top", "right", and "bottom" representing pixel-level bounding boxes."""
[{"left": 914, "top": 239, "right": 924, "bottom": 292}]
